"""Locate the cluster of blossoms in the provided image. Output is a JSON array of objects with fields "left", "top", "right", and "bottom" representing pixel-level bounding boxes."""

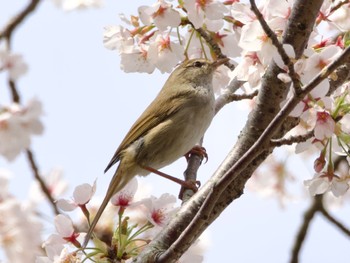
[
  {"left": 0, "top": 50, "right": 44, "bottom": 161},
  {"left": 37, "top": 178, "right": 207, "bottom": 262},
  {"left": 103, "top": 0, "right": 350, "bottom": 201}
]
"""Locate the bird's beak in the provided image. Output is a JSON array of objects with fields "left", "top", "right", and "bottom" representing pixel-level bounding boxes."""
[{"left": 212, "top": 57, "right": 230, "bottom": 68}]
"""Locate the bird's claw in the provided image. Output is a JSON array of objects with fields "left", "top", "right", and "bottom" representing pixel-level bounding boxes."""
[{"left": 184, "top": 146, "right": 208, "bottom": 164}]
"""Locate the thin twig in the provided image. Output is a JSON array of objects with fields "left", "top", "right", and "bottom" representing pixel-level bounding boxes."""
[
  {"left": 289, "top": 195, "right": 322, "bottom": 263},
  {"left": 26, "top": 149, "right": 59, "bottom": 215},
  {"left": 271, "top": 131, "right": 314, "bottom": 147},
  {"left": 249, "top": 0, "right": 302, "bottom": 93},
  {"left": 329, "top": 0, "right": 350, "bottom": 15},
  {"left": 0, "top": 0, "right": 41, "bottom": 45},
  {"left": 1, "top": 0, "right": 58, "bottom": 215},
  {"left": 228, "top": 90, "right": 258, "bottom": 102},
  {"left": 320, "top": 206, "right": 350, "bottom": 237},
  {"left": 9, "top": 79, "right": 20, "bottom": 103}
]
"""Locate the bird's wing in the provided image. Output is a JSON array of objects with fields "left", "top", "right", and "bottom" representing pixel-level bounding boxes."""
[{"left": 104, "top": 88, "right": 194, "bottom": 173}]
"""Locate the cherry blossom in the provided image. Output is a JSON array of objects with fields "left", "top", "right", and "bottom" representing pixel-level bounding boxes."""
[
  {"left": 143, "top": 193, "right": 177, "bottom": 227},
  {"left": 48, "top": 214, "right": 82, "bottom": 248},
  {"left": 53, "top": 0, "right": 102, "bottom": 11},
  {"left": 120, "top": 46, "right": 156, "bottom": 73},
  {"left": 0, "top": 98, "right": 44, "bottom": 161},
  {"left": 147, "top": 33, "right": 185, "bottom": 73},
  {"left": 313, "top": 110, "right": 335, "bottom": 140},
  {"left": 0, "top": 197, "right": 43, "bottom": 262},
  {"left": 304, "top": 172, "right": 350, "bottom": 197},
  {"left": 103, "top": 25, "right": 134, "bottom": 52},
  {"left": 56, "top": 180, "right": 96, "bottom": 211},
  {"left": 183, "top": 0, "right": 229, "bottom": 31},
  {"left": 111, "top": 177, "right": 138, "bottom": 207},
  {"left": 138, "top": 0, "right": 181, "bottom": 31},
  {"left": 0, "top": 50, "right": 28, "bottom": 80}
]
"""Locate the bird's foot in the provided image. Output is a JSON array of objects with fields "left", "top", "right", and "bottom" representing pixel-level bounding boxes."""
[{"left": 184, "top": 145, "right": 208, "bottom": 164}]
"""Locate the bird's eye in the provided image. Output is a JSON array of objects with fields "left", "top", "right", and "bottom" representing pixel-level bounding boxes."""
[{"left": 193, "top": 61, "right": 203, "bottom": 68}]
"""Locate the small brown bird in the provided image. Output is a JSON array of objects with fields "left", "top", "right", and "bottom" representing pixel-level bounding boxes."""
[{"left": 82, "top": 58, "right": 229, "bottom": 248}]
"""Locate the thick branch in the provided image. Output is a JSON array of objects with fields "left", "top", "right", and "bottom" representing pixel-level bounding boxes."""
[
  {"left": 135, "top": 1, "right": 326, "bottom": 262},
  {"left": 166, "top": 41, "right": 350, "bottom": 263}
]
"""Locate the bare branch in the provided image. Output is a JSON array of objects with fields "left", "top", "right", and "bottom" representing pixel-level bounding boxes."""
[
  {"left": 290, "top": 196, "right": 322, "bottom": 263},
  {"left": 320, "top": 205, "right": 350, "bottom": 238},
  {"left": 215, "top": 78, "right": 245, "bottom": 114},
  {"left": 26, "top": 149, "right": 59, "bottom": 215},
  {"left": 271, "top": 131, "right": 313, "bottom": 147},
  {"left": 9, "top": 79, "right": 21, "bottom": 103},
  {"left": 228, "top": 90, "right": 258, "bottom": 102},
  {"left": 0, "top": 0, "right": 42, "bottom": 45},
  {"left": 329, "top": 0, "right": 350, "bottom": 15}
]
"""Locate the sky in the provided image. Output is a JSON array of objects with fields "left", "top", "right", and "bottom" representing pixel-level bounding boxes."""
[{"left": 1, "top": 1, "right": 350, "bottom": 262}]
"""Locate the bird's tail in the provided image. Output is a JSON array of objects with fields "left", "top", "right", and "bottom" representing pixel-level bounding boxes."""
[{"left": 82, "top": 166, "right": 130, "bottom": 248}]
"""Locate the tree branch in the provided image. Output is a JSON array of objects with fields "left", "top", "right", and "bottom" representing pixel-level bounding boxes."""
[
  {"left": 135, "top": 1, "right": 326, "bottom": 262},
  {"left": 289, "top": 195, "right": 322, "bottom": 263},
  {"left": 249, "top": 0, "right": 302, "bottom": 92},
  {"left": 270, "top": 131, "right": 314, "bottom": 147},
  {"left": 1, "top": 0, "right": 59, "bottom": 216},
  {"left": 320, "top": 205, "right": 350, "bottom": 238},
  {"left": 26, "top": 149, "right": 59, "bottom": 215},
  {"left": 0, "top": 0, "right": 42, "bottom": 45}
]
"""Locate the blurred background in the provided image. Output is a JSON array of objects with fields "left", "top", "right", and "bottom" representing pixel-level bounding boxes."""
[{"left": 1, "top": 1, "right": 349, "bottom": 262}]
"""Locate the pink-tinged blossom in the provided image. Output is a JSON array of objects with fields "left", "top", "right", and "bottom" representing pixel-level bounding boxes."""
[
  {"left": 230, "top": 51, "right": 265, "bottom": 88},
  {"left": 239, "top": 20, "right": 277, "bottom": 66},
  {"left": 314, "top": 111, "right": 335, "bottom": 140},
  {"left": 328, "top": 3, "right": 350, "bottom": 31},
  {"left": 148, "top": 34, "right": 185, "bottom": 73},
  {"left": 230, "top": 2, "right": 256, "bottom": 24},
  {"left": 183, "top": 0, "right": 229, "bottom": 31},
  {"left": 212, "top": 31, "right": 241, "bottom": 58},
  {"left": 111, "top": 177, "right": 138, "bottom": 207},
  {"left": 57, "top": 181, "right": 96, "bottom": 211},
  {"left": 138, "top": 0, "right": 181, "bottom": 31},
  {"left": 53, "top": 0, "right": 102, "bottom": 11},
  {"left": 303, "top": 45, "right": 342, "bottom": 98},
  {"left": 212, "top": 64, "right": 232, "bottom": 95},
  {"left": 41, "top": 234, "right": 66, "bottom": 262},
  {"left": 304, "top": 172, "right": 350, "bottom": 197},
  {"left": 52, "top": 214, "right": 81, "bottom": 248},
  {"left": 0, "top": 198, "right": 43, "bottom": 263},
  {"left": 143, "top": 193, "right": 177, "bottom": 227},
  {"left": 260, "top": 0, "right": 292, "bottom": 29},
  {"left": 0, "top": 50, "right": 28, "bottom": 80},
  {"left": 0, "top": 99, "right": 44, "bottom": 161},
  {"left": 103, "top": 25, "right": 134, "bottom": 52},
  {"left": 120, "top": 46, "right": 156, "bottom": 73}
]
